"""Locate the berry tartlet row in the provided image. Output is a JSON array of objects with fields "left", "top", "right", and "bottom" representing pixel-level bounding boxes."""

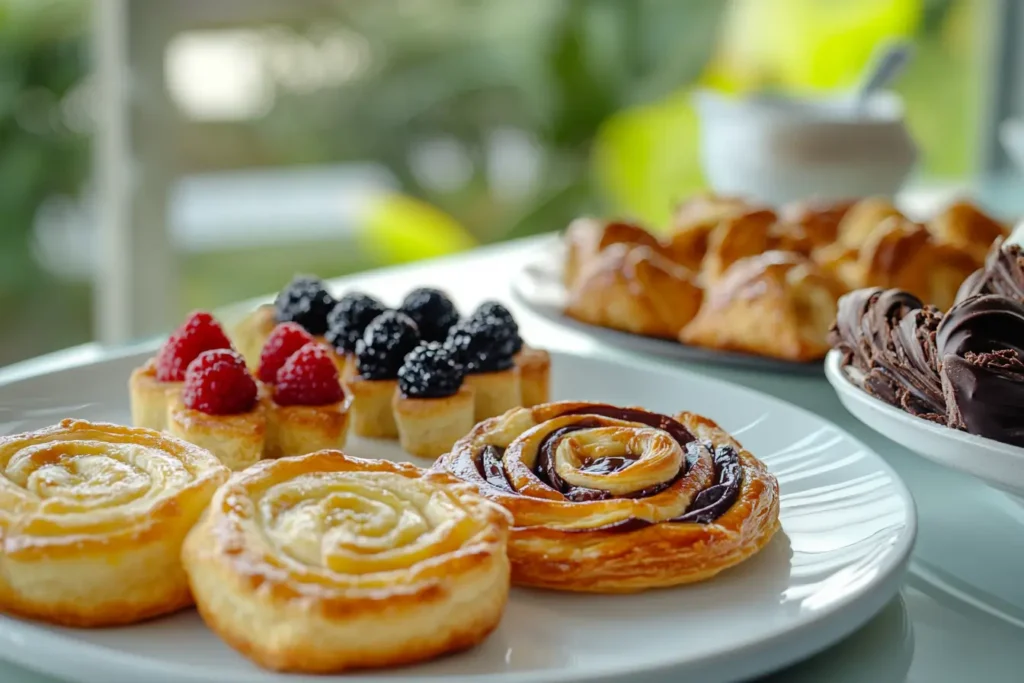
[
  {"left": 129, "top": 313, "right": 349, "bottom": 470},
  {"left": 228, "top": 277, "right": 551, "bottom": 457}
]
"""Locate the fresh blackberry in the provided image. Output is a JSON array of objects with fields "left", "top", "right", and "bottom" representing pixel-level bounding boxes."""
[
  {"left": 274, "top": 275, "right": 336, "bottom": 335},
  {"left": 445, "top": 318, "right": 515, "bottom": 374},
  {"left": 469, "top": 300, "right": 522, "bottom": 353},
  {"left": 397, "top": 342, "right": 465, "bottom": 398},
  {"left": 399, "top": 288, "right": 460, "bottom": 342},
  {"left": 355, "top": 311, "right": 420, "bottom": 380},
  {"left": 325, "top": 292, "right": 388, "bottom": 354}
]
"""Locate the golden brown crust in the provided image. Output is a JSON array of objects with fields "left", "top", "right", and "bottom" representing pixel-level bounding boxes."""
[
  {"left": 680, "top": 251, "right": 843, "bottom": 362},
  {"left": 834, "top": 197, "right": 902, "bottom": 247},
  {"left": 563, "top": 217, "right": 668, "bottom": 289},
  {"left": 464, "top": 366, "right": 522, "bottom": 422},
  {"left": 128, "top": 359, "right": 181, "bottom": 432},
  {"left": 515, "top": 346, "right": 551, "bottom": 408},
  {"left": 392, "top": 385, "right": 476, "bottom": 459},
  {"left": 230, "top": 305, "right": 278, "bottom": 371},
  {"left": 166, "top": 396, "right": 268, "bottom": 471},
  {"left": 665, "top": 193, "right": 754, "bottom": 269},
  {"left": 565, "top": 244, "right": 704, "bottom": 339},
  {"left": 701, "top": 208, "right": 777, "bottom": 281},
  {"left": 926, "top": 199, "right": 1009, "bottom": 265},
  {"left": 0, "top": 419, "right": 228, "bottom": 626},
  {"left": 435, "top": 401, "right": 780, "bottom": 593},
  {"left": 347, "top": 374, "right": 400, "bottom": 438},
  {"left": 265, "top": 392, "right": 352, "bottom": 459},
  {"left": 182, "top": 451, "right": 512, "bottom": 673}
]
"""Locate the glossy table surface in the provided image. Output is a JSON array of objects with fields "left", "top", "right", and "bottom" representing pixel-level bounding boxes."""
[{"left": 2, "top": 237, "right": 1023, "bottom": 682}]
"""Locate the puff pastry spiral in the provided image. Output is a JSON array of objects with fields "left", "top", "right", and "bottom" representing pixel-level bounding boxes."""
[
  {"left": 435, "top": 401, "right": 780, "bottom": 593},
  {"left": 0, "top": 419, "right": 228, "bottom": 626},
  {"left": 182, "top": 451, "right": 512, "bottom": 673}
]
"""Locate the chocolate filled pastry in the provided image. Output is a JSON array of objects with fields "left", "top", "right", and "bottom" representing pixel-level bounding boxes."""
[
  {"left": 435, "top": 401, "right": 780, "bottom": 593},
  {"left": 0, "top": 419, "right": 229, "bottom": 627},
  {"left": 936, "top": 295, "right": 1024, "bottom": 445},
  {"left": 680, "top": 251, "right": 843, "bottom": 362},
  {"left": 565, "top": 243, "right": 703, "bottom": 339},
  {"left": 182, "top": 452, "right": 512, "bottom": 673},
  {"left": 955, "top": 238, "right": 1024, "bottom": 304},
  {"left": 829, "top": 288, "right": 945, "bottom": 422}
]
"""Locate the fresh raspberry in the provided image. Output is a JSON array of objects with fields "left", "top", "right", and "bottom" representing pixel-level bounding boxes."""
[
  {"left": 155, "top": 311, "right": 232, "bottom": 382},
  {"left": 274, "top": 342, "right": 344, "bottom": 406},
  {"left": 182, "top": 349, "right": 258, "bottom": 415},
  {"left": 257, "top": 323, "right": 315, "bottom": 383}
]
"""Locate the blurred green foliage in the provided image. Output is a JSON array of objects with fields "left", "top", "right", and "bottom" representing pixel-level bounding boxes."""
[{"left": 0, "top": 0, "right": 989, "bottom": 364}]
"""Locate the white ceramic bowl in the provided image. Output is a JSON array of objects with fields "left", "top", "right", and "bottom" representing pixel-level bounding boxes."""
[
  {"left": 825, "top": 349, "right": 1024, "bottom": 498},
  {"left": 694, "top": 90, "right": 918, "bottom": 206}
]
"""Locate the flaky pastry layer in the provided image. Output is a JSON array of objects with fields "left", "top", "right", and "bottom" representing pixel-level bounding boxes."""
[
  {"left": 182, "top": 451, "right": 512, "bottom": 673},
  {"left": 0, "top": 419, "right": 228, "bottom": 626},
  {"left": 436, "top": 401, "right": 780, "bottom": 593}
]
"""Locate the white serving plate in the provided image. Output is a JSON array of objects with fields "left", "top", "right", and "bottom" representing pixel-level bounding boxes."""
[
  {"left": 825, "top": 349, "right": 1024, "bottom": 499},
  {"left": 511, "top": 244, "right": 822, "bottom": 375},
  {"left": 0, "top": 348, "right": 915, "bottom": 683}
]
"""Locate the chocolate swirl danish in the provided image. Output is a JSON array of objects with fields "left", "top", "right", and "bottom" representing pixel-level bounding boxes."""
[{"left": 435, "top": 401, "right": 780, "bottom": 593}]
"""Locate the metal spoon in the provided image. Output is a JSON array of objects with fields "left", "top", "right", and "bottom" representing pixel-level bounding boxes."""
[{"left": 854, "top": 41, "right": 914, "bottom": 113}]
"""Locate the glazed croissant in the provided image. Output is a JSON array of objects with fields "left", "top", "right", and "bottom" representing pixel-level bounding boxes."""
[
  {"left": 680, "top": 251, "right": 844, "bottom": 361},
  {"left": 565, "top": 243, "right": 704, "bottom": 339}
]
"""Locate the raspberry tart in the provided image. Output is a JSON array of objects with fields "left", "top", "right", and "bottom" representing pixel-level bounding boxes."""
[
  {"left": 264, "top": 341, "right": 351, "bottom": 458},
  {"left": 447, "top": 316, "right": 522, "bottom": 422},
  {"left": 349, "top": 311, "right": 421, "bottom": 438},
  {"left": 392, "top": 342, "right": 476, "bottom": 458},
  {"left": 231, "top": 275, "right": 342, "bottom": 372},
  {"left": 129, "top": 311, "right": 233, "bottom": 431},
  {"left": 166, "top": 349, "right": 267, "bottom": 471}
]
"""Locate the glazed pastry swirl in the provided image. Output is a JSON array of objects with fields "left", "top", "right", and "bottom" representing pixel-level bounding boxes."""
[
  {"left": 436, "top": 401, "right": 780, "bottom": 593},
  {"left": 182, "top": 452, "right": 512, "bottom": 673},
  {"left": 0, "top": 419, "right": 228, "bottom": 627}
]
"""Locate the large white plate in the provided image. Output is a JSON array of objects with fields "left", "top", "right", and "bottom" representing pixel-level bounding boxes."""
[
  {"left": 510, "top": 241, "right": 823, "bottom": 375},
  {"left": 825, "top": 349, "right": 1024, "bottom": 499},
  {"left": 0, "top": 348, "right": 914, "bottom": 683}
]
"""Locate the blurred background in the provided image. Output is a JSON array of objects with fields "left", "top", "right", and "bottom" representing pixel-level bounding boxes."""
[{"left": 0, "top": 0, "right": 1019, "bottom": 365}]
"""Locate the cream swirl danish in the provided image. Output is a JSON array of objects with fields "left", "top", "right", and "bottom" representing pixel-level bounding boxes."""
[
  {"left": 181, "top": 451, "right": 512, "bottom": 673},
  {"left": 436, "top": 401, "right": 780, "bottom": 593},
  {"left": 0, "top": 419, "right": 229, "bottom": 627}
]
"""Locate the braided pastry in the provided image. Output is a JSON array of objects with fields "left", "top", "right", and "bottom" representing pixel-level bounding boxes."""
[
  {"left": 183, "top": 451, "right": 512, "bottom": 673},
  {"left": 0, "top": 419, "right": 228, "bottom": 626},
  {"left": 435, "top": 401, "right": 780, "bottom": 593}
]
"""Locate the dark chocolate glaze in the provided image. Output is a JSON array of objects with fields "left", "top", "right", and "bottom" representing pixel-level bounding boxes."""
[
  {"left": 954, "top": 239, "right": 1024, "bottom": 304},
  {"left": 936, "top": 295, "right": 1024, "bottom": 445},
  {"left": 470, "top": 407, "right": 742, "bottom": 526},
  {"left": 829, "top": 288, "right": 945, "bottom": 421}
]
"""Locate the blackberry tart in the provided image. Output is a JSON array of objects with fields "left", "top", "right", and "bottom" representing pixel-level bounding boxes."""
[
  {"left": 447, "top": 316, "right": 522, "bottom": 422},
  {"left": 392, "top": 342, "right": 476, "bottom": 458},
  {"left": 325, "top": 291, "right": 388, "bottom": 382},
  {"left": 230, "top": 275, "right": 339, "bottom": 371},
  {"left": 399, "top": 288, "right": 460, "bottom": 342},
  {"left": 470, "top": 300, "right": 550, "bottom": 407},
  {"left": 348, "top": 311, "right": 420, "bottom": 438}
]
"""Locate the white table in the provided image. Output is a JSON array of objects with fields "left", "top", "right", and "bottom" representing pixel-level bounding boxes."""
[{"left": 3, "top": 238, "right": 1023, "bottom": 682}]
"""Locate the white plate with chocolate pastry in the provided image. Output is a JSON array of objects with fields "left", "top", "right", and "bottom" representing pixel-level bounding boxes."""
[
  {"left": 826, "top": 262, "right": 1024, "bottom": 498},
  {"left": 516, "top": 195, "right": 1012, "bottom": 374},
  {"left": 0, "top": 314, "right": 915, "bottom": 683}
]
